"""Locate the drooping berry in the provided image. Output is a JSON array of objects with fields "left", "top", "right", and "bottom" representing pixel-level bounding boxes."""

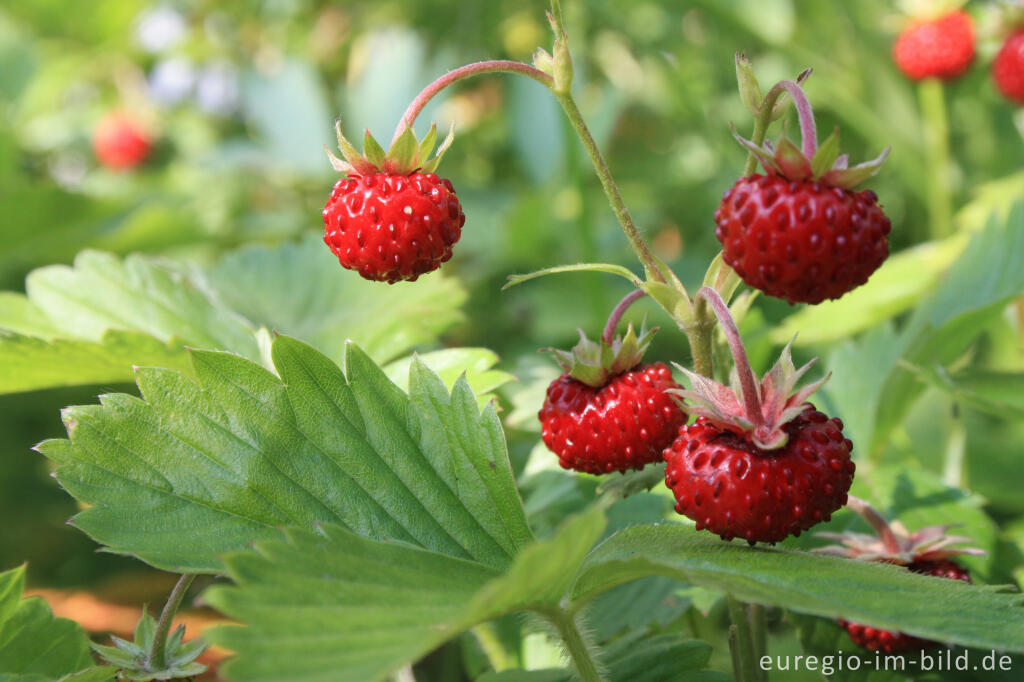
[
  {"left": 322, "top": 123, "right": 464, "bottom": 283},
  {"left": 719, "top": 81, "right": 891, "bottom": 304},
  {"left": 92, "top": 112, "right": 152, "bottom": 170},
  {"left": 663, "top": 288, "right": 854, "bottom": 544},
  {"left": 816, "top": 498, "right": 984, "bottom": 653},
  {"left": 892, "top": 10, "right": 975, "bottom": 82},
  {"left": 993, "top": 29, "right": 1024, "bottom": 105},
  {"left": 665, "top": 405, "right": 854, "bottom": 544},
  {"left": 538, "top": 304, "right": 687, "bottom": 474},
  {"left": 541, "top": 362, "right": 686, "bottom": 474}
]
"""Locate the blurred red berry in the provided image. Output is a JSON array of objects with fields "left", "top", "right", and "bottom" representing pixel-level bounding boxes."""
[
  {"left": 892, "top": 11, "right": 975, "bottom": 81},
  {"left": 92, "top": 113, "right": 152, "bottom": 170},
  {"left": 993, "top": 29, "right": 1024, "bottom": 105}
]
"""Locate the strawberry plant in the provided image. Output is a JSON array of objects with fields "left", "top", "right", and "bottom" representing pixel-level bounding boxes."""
[{"left": 1, "top": 1, "right": 1024, "bottom": 681}]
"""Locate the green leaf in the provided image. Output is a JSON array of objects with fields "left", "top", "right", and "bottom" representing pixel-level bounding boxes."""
[
  {"left": 0, "top": 234, "right": 466, "bottom": 394},
  {"left": 503, "top": 263, "right": 642, "bottom": 290},
  {"left": 204, "top": 235, "right": 466, "bottom": 367},
  {"left": 362, "top": 129, "right": 386, "bottom": 167},
  {"left": 383, "top": 348, "right": 515, "bottom": 408},
  {"left": 0, "top": 566, "right": 96, "bottom": 679},
  {"left": 571, "top": 524, "right": 1024, "bottom": 653},
  {"left": 205, "top": 509, "right": 604, "bottom": 682},
  {"left": 903, "top": 364, "right": 1024, "bottom": 420},
  {"left": 386, "top": 125, "right": 419, "bottom": 172},
  {"left": 39, "top": 336, "right": 530, "bottom": 573}
]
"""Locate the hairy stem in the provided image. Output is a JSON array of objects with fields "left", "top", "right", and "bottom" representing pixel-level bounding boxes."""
[
  {"left": 391, "top": 60, "right": 554, "bottom": 145},
  {"left": 545, "top": 609, "right": 604, "bottom": 682},
  {"left": 845, "top": 495, "right": 901, "bottom": 555},
  {"left": 727, "top": 596, "right": 762, "bottom": 682},
  {"left": 147, "top": 573, "right": 196, "bottom": 669},
  {"left": 742, "top": 70, "right": 813, "bottom": 176},
  {"left": 696, "top": 287, "right": 762, "bottom": 426},
  {"left": 685, "top": 296, "right": 716, "bottom": 379},
  {"left": 555, "top": 93, "right": 669, "bottom": 284},
  {"left": 918, "top": 78, "right": 954, "bottom": 238},
  {"left": 601, "top": 290, "right": 646, "bottom": 344}
]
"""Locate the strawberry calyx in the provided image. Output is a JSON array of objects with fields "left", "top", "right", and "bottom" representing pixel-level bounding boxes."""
[
  {"left": 732, "top": 77, "right": 889, "bottom": 189},
  {"left": 547, "top": 323, "right": 657, "bottom": 388},
  {"left": 672, "top": 287, "right": 828, "bottom": 450},
  {"left": 326, "top": 121, "right": 454, "bottom": 177},
  {"left": 814, "top": 495, "right": 985, "bottom": 564}
]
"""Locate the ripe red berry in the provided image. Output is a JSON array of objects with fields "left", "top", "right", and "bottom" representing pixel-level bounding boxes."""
[
  {"left": 664, "top": 404, "right": 854, "bottom": 544},
  {"left": 816, "top": 496, "right": 984, "bottom": 654},
  {"left": 993, "top": 29, "right": 1024, "bottom": 105},
  {"left": 540, "top": 362, "right": 686, "bottom": 474},
  {"left": 892, "top": 11, "right": 975, "bottom": 81},
  {"left": 840, "top": 560, "right": 971, "bottom": 653},
  {"left": 92, "top": 113, "right": 152, "bottom": 170},
  {"left": 323, "top": 171, "right": 464, "bottom": 283},
  {"left": 322, "top": 122, "right": 463, "bottom": 283},
  {"left": 714, "top": 175, "right": 891, "bottom": 304}
]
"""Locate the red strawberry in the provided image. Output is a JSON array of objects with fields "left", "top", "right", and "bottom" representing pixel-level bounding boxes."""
[
  {"left": 892, "top": 10, "right": 975, "bottom": 82},
  {"left": 717, "top": 91, "right": 891, "bottom": 304},
  {"left": 92, "top": 113, "right": 152, "bottom": 170},
  {"left": 993, "top": 29, "right": 1024, "bottom": 105},
  {"left": 542, "top": 362, "right": 685, "bottom": 474},
  {"left": 817, "top": 497, "right": 983, "bottom": 653},
  {"left": 663, "top": 288, "right": 854, "bottom": 544},
  {"left": 538, "top": 295, "right": 687, "bottom": 474},
  {"left": 665, "top": 404, "right": 854, "bottom": 544},
  {"left": 322, "top": 123, "right": 465, "bottom": 283}
]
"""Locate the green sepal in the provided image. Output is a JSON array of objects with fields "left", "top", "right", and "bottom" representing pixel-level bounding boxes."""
[
  {"left": 386, "top": 125, "right": 419, "bottom": 174},
  {"left": 810, "top": 127, "right": 840, "bottom": 178},
  {"left": 735, "top": 53, "right": 763, "bottom": 116},
  {"left": 546, "top": 323, "right": 658, "bottom": 387},
  {"left": 773, "top": 137, "right": 812, "bottom": 181},
  {"left": 92, "top": 609, "right": 210, "bottom": 682},
  {"left": 362, "top": 129, "right": 387, "bottom": 167},
  {"left": 533, "top": 47, "right": 554, "bottom": 76},
  {"left": 326, "top": 120, "right": 457, "bottom": 177}
]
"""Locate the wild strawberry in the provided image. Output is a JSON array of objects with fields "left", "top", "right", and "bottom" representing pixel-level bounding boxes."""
[
  {"left": 92, "top": 112, "right": 152, "bottom": 170},
  {"left": 322, "top": 123, "right": 464, "bottom": 283},
  {"left": 816, "top": 497, "right": 984, "bottom": 653},
  {"left": 539, "top": 293, "right": 686, "bottom": 474},
  {"left": 717, "top": 89, "right": 891, "bottom": 304},
  {"left": 663, "top": 287, "right": 854, "bottom": 544},
  {"left": 993, "top": 29, "right": 1024, "bottom": 105},
  {"left": 892, "top": 10, "right": 975, "bottom": 82}
]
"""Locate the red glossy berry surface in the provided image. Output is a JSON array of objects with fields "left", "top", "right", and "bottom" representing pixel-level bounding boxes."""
[
  {"left": 92, "top": 113, "right": 152, "bottom": 170},
  {"left": 840, "top": 559, "right": 970, "bottom": 653},
  {"left": 540, "top": 362, "right": 686, "bottom": 474},
  {"left": 993, "top": 29, "right": 1024, "bottom": 105},
  {"left": 892, "top": 11, "right": 975, "bottom": 81},
  {"left": 714, "top": 174, "right": 890, "bottom": 304},
  {"left": 663, "top": 404, "right": 855, "bottom": 544},
  {"left": 323, "top": 171, "right": 465, "bottom": 283}
]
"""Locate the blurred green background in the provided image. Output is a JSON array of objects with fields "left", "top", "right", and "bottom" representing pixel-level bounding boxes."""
[{"left": 1, "top": 0, "right": 1023, "bottom": 677}]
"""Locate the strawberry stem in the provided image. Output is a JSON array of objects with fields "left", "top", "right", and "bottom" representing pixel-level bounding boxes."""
[
  {"left": 770, "top": 80, "right": 817, "bottom": 159},
  {"left": 601, "top": 289, "right": 646, "bottom": 345},
  {"left": 696, "top": 286, "right": 764, "bottom": 430},
  {"left": 146, "top": 573, "right": 195, "bottom": 670},
  {"left": 845, "top": 495, "right": 902, "bottom": 556},
  {"left": 391, "top": 61, "right": 554, "bottom": 146}
]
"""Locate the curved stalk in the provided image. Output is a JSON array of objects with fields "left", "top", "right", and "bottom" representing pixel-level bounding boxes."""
[
  {"left": 742, "top": 71, "right": 813, "bottom": 176},
  {"left": 845, "top": 495, "right": 901, "bottom": 555},
  {"left": 696, "top": 287, "right": 763, "bottom": 427},
  {"left": 391, "top": 61, "right": 553, "bottom": 145},
  {"left": 147, "top": 573, "right": 196, "bottom": 669},
  {"left": 601, "top": 290, "right": 646, "bottom": 344}
]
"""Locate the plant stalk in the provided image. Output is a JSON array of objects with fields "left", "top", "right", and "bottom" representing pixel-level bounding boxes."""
[
  {"left": 147, "top": 573, "right": 196, "bottom": 669},
  {"left": 546, "top": 609, "right": 604, "bottom": 682},
  {"left": 742, "top": 73, "right": 813, "bottom": 176},
  {"left": 918, "top": 78, "right": 954, "bottom": 238},
  {"left": 601, "top": 290, "right": 646, "bottom": 344},
  {"left": 696, "top": 287, "right": 763, "bottom": 426},
  {"left": 727, "top": 596, "right": 762, "bottom": 682},
  {"left": 391, "top": 60, "right": 554, "bottom": 145}
]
